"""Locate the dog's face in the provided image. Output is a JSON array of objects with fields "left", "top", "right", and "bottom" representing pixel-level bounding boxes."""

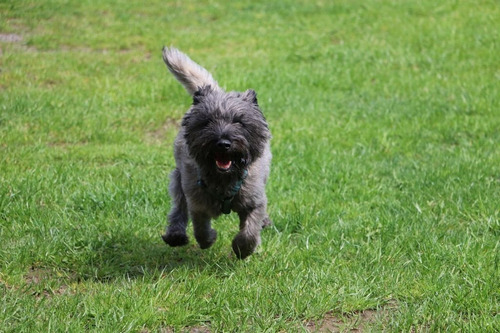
[{"left": 182, "top": 86, "right": 270, "bottom": 176}]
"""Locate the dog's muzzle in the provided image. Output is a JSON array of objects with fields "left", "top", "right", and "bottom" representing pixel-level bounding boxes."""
[{"left": 215, "top": 139, "right": 232, "bottom": 171}]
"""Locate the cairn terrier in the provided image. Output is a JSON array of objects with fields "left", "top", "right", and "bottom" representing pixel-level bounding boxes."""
[{"left": 161, "top": 47, "right": 272, "bottom": 259}]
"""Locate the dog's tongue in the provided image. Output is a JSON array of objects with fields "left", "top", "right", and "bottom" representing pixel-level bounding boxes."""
[{"left": 215, "top": 155, "right": 232, "bottom": 170}]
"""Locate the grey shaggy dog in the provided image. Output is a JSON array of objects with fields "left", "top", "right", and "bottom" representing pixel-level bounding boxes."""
[{"left": 161, "top": 47, "right": 272, "bottom": 259}]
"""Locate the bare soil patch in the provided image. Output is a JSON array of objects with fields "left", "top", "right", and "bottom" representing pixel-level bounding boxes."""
[
  {"left": 304, "top": 302, "right": 397, "bottom": 332},
  {"left": 0, "top": 33, "right": 23, "bottom": 43},
  {"left": 144, "top": 117, "right": 180, "bottom": 144},
  {"left": 24, "top": 266, "right": 73, "bottom": 299},
  {"left": 140, "top": 325, "right": 211, "bottom": 333}
]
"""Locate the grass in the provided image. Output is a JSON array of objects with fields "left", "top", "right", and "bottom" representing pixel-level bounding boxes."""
[{"left": 1, "top": 0, "right": 499, "bottom": 331}]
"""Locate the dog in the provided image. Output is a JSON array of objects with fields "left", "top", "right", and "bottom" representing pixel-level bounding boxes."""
[{"left": 161, "top": 47, "right": 272, "bottom": 259}]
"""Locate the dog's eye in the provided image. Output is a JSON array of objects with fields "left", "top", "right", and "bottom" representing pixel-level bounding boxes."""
[{"left": 232, "top": 117, "right": 243, "bottom": 125}]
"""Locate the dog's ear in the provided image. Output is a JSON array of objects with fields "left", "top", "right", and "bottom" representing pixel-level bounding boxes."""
[
  {"left": 192, "top": 90, "right": 204, "bottom": 105},
  {"left": 192, "top": 85, "right": 212, "bottom": 105},
  {"left": 181, "top": 111, "right": 192, "bottom": 127},
  {"left": 241, "top": 89, "right": 258, "bottom": 105}
]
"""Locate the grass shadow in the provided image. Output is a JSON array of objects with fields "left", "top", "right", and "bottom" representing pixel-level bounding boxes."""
[
  {"left": 16, "top": 226, "right": 241, "bottom": 301},
  {"left": 74, "top": 230, "right": 237, "bottom": 282}
]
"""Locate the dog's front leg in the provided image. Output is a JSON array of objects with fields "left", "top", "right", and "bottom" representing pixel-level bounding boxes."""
[
  {"left": 233, "top": 206, "right": 266, "bottom": 259},
  {"left": 162, "top": 204, "right": 189, "bottom": 247},
  {"left": 191, "top": 211, "right": 217, "bottom": 249}
]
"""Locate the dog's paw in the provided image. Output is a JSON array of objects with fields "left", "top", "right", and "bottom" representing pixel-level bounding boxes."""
[
  {"left": 262, "top": 216, "right": 272, "bottom": 228},
  {"left": 162, "top": 232, "right": 189, "bottom": 247},
  {"left": 196, "top": 229, "right": 217, "bottom": 249},
  {"left": 232, "top": 234, "right": 259, "bottom": 260}
]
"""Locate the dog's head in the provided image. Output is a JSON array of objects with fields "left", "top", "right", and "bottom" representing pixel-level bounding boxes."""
[{"left": 182, "top": 86, "right": 270, "bottom": 176}]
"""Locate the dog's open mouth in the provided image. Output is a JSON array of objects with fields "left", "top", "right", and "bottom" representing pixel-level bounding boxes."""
[{"left": 215, "top": 153, "right": 232, "bottom": 171}]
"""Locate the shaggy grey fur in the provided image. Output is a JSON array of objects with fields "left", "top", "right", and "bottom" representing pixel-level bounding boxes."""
[{"left": 161, "top": 47, "right": 272, "bottom": 259}]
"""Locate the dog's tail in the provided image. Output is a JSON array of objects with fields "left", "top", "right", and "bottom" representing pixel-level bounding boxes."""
[{"left": 162, "top": 46, "right": 220, "bottom": 96}]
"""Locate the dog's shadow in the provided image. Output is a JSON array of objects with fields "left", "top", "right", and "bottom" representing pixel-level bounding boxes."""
[{"left": 68, "top": 229, "right": 236, "bottom": 282}]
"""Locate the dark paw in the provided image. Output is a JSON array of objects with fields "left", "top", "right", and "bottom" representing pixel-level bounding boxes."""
[
  {"left": 262, "top": 217, "right": 272, "bottom": 228},
  {"left": 196, "top": 229, "right": 217, "bottom": 249},
  {"left": 162, "top": 232, "right": 189, "bottom": 247},
  {"left": 232, "top": 234, "right": 258, "bottom": 260}
]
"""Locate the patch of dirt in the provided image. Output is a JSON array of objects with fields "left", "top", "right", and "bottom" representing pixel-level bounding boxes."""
[
  {"left": 0, "top": 33, "right": 22, "bottom": 43},
  {"left": 46, "top": 140, "right": 89, "bottom": 149},
  {"left": 140, "top": 325, "right": 211, "bottom": 333},
  {"left": 24, "top": 266, "right": 73, "bottom": 299},
  {"left": 304, "top": 302, "right": 397, "bottom": 332},
  {"left": 144, "top": 118, "right": 180, "bottom": 144},
  {"left": 25, "top": 266, "right": 53, "bottom": 285}
]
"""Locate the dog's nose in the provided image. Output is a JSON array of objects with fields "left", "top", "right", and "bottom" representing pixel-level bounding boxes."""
[{"left": 216, "top": 139, "right": 231, "bottom": 150}]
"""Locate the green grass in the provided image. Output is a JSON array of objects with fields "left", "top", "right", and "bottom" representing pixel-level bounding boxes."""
[{"left": 1, "top": 0, "right": 499, "bottom": 331}]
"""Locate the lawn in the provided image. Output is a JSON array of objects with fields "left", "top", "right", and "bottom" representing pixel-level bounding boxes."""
[{"left": 1, "top": 0, "right": 499, "bottom": 331}]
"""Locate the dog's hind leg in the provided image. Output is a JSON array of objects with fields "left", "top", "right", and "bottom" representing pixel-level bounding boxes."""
[
  {"left": 191, "top": 211, "right": 217, "bottom": 249},
  {"left": 162, "top": 168, "right": 189, "bottom": 247}
]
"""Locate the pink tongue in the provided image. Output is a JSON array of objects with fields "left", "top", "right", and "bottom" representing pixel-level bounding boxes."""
[{"left": 216, "top": 159, "right": 232, "bottom": 170}]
